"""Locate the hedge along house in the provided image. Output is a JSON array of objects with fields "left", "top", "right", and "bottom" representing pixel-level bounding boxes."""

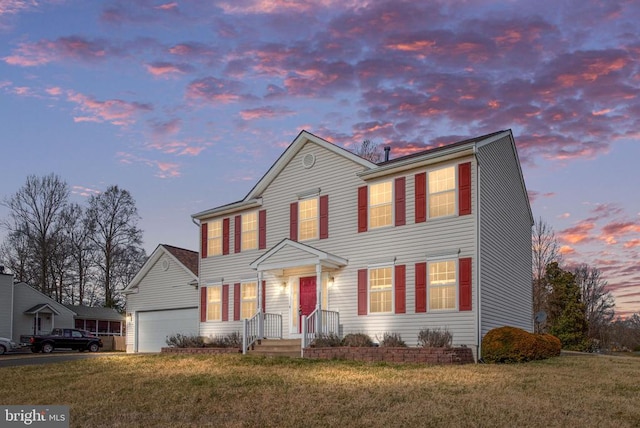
[{"left": 192, "top": 130, "right": 533, "bottom": 359}]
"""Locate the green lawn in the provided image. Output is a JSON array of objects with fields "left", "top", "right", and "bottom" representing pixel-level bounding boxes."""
[{"left": 1, "top": 353, "right": 639, "bottom": 427}]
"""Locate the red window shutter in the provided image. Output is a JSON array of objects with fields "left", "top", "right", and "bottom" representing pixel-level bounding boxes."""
[
  {"left": 222, "top": 218, "right": 230, "bottom": 255},
  {"left": 415, "top": 172, "right": 426, "bottom": 223},
  {"left": 357, "top": 186, "right": 368, "bottom": 233},
  {"left": 319, "top": 195, "right": 329, "bottom": 239},
  {"left": 415, "top": 262, "right": 427, "bottom": 313},
  {"left": 200, "top": 223, "right": 208, "bottom": 259},
  {"left": 459, "top": 162, "right": 472, "bottom": 216},
  {"left": 395, "top": 177, "right": 406, "bottom": 226},
  {"left": 234, "top": 215, "right": 241, "bottom": 253},
  {"left": 290, "top": 202, "right": 298, "bottom": 241},
  {"left": 262, "top": 280, "right": 266, "bottom": 313},
  {"left": 357, "top": 269, "right": 368, "bottom": 315},
  {"left": 259, "top": 209, "right": 267, "bottom": 249},
  {"left": 233, "top": 283, "right": 240, "bottom": 321},
  {"left": 222, "top": 284, "right": 229, "bottom": 321},
  {"left": 200, "top": 286, "right": 207, "bottom": 322},
  {"left": 459, "top": 257, "right": 472, "bottom": 311},
  {"left": 394, "top": 264, "right": 406, "bottom": 314}
]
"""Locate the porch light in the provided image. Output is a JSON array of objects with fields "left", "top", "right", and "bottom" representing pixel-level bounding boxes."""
[
  {"left": 281, "top": 281, "right": 287, "bottom": 292},
  {"left": 328, "top": 276, "right": 335, "bottom": 287},
  {"left": 126, "top": 313, "right": 132, "bottom": 323}
]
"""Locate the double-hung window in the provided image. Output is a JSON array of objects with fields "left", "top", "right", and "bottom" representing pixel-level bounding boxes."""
[
  {"left": 207, "top": 286, "right": 222, "bottom": 321},
  {"left": 241, "top": 282, "right": 257, "bottom": 319},
  {"left": 428, "top": 260, "right": 456, "bottom": 310},
  {"left": 298, "top": 198, "right": 318, "bottom": 241},
  {"left": 242, "top": 212, "right": 257, "bottom": 250},
  {"left": 207, "top": 220, "right": 222, "bottom": 256},
  {"left": 369, "top": 267, "right": 392, "bottom": 313},
  {"left": 369, "top": 181, "right": 392, "bottom": 228},
  {"left": 428, "top": 166, "right": 455, "bottom": 218}
]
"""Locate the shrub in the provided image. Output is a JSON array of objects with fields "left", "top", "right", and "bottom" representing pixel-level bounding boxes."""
[
  {"left": 165, "top": 334, "right": 205, "bottom": 348},
  {"left": 378, "top": 332, "right": 407, "bottom": 347},
  {"left": 417, "top": 328, "right": 453, "bottom": 348},
  {"left": 310, "top": 333, "right": 342, "bottom": 348},
  {"left": 204, "top": 332, "right": 242, "bottom": 348},
  {"left": 341, "top": 333, "right": 374, "bottom": 347},
  {"left": 482, "top": 326, "right": 561, "bottom": 363}
]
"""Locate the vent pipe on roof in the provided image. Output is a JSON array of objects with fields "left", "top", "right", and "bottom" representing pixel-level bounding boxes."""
[{"left": 384, "top": 146, "right": 391, "bottom": 162}]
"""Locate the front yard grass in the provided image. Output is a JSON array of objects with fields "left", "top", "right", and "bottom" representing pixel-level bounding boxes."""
[{"left": 1, "top": 353, "right": 639, "bottom": 427}]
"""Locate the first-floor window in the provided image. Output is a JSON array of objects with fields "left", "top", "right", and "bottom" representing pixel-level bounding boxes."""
[
  {"left": 207, "top": 286, "right": 222, "bottom": 321},
  {"left": 428, "top": 260, "right": 456, "bottom": 310},
  {"left": 369, "top": 267, "right": 392, "bottom": 313},
  {"left": 241, "top": 282, "right": 257, "bottom": 319}
]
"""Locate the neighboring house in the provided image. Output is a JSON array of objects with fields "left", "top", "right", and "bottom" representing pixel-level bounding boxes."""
[
  {"left": 65, "top": 305, "right": 124, "bottom": 336},
  {"left": 124, "top": 244, "right": 199, "bottom": 352},
  {"left": 0, "top": 271, "right": 75, "bottom": 343},
  {"left": 191, "top": 129, "right": 533, "bottom": 359}
]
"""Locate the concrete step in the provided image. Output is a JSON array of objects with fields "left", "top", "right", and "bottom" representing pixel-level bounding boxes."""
[{"left": 248, "top": 339, "right": 301, "bottom": 358}]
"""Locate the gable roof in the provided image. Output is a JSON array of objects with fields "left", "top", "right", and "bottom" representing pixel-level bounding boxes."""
[
  {"left": 24, "top": 303, "right": 61, "bottom": 315},
  {"left": 250, "top": 238, "right": 348, "bottom": 271},
  {"left": 14, "top": 282, "right": 77, "bottom": 316},
  {"left": 192, "top": 130, "right": 376, "bottom": 220},
  {"left": 64, "top": 305, "right": 124, "bottom": 321},
  {"left": 124, "top": 244, "right": 198, "bottom": 293}
]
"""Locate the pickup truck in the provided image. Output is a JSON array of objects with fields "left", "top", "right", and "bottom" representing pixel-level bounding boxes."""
[{"left": 30, "top": 328, "right": 103, "bottom": 353}]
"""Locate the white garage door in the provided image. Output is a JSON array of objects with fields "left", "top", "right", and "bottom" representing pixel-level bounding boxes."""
[{"left": 137, "top": 308, "right": 198, "bottom": 352}]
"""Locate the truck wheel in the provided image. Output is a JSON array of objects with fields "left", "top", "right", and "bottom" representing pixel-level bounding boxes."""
[
  {"left": 0, "top": 345, "right": 5, "bottom": 355},
  {"left": 88, "top": 343, "right": 99, "bottom": 352},
  {"left": 42, "top": 343, "right": 54, "bottom": 354}
]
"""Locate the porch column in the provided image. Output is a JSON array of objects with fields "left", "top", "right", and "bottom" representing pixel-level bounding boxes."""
[
  {"left": 316, "top": 263, "right": 322, "bottom": 334},
  {"left": 258, "top": 271, "right": 264, "bottom": 338}
]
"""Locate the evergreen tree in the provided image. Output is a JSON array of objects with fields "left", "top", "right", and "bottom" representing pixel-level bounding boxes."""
[{"left": 546, "top": 262, "right": 588, "bottom": 349}]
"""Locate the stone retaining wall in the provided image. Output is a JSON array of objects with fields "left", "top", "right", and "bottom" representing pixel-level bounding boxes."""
[{"left": 303, "top": 346, "right": 474, "bottom": 364}]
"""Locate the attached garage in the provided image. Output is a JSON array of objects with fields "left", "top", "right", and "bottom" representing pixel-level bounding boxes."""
[
  {"left": 136, "top": 308, "right": 198, "bottom": 352},
  {"left": 124, "top": 245, "right": 200, "bottom": 353}
]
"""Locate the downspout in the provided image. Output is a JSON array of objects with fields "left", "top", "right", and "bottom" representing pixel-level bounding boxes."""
[
  {"left": 474, "top": 145, "right": 482, "bottom": 362},
  {"left": 191, "top": 216, "right": 202, "bottom": 347},
  {"left": 10, "top": 275, "right": 14, "bottom": 341}
]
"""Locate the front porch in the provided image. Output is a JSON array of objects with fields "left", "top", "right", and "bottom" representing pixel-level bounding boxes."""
[{"left": 241, "top": 239, "right": 347, "bottom": 354}]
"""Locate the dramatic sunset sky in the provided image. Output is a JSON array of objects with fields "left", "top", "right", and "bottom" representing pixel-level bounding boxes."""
[{"left": 1, "top": 1, "right": 638, "bottom": 316}]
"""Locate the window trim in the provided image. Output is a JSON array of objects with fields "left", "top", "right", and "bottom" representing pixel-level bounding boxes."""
[
  {"left": 206, "top": 284, "right": 222, "bottom": 322},
  {"left": 368, "top": 265, "right": 394, "bottom": 314},
  {"left": 207, "top": 219, "right": 222, "bottom": 257},
  {"left": 368, "top": 180, "right": 394, "bottom": 229},
  {"left": 427, "top": 164, "right": 458, "bottom": 220},
  {"left": 427, "top": 259, "right": 458, "bottom": 312},
  {"left": 240, "top": 281, "right": 258, "bottom": 320},
  {"left": 241, "top": 211, "right": 258, "bottom": 251},
  {"left": 298, "top": 196, "right": 319, "bottom": 241}
]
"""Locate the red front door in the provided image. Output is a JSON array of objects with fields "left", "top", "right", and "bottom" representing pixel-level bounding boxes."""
[{"left": 299, "top": 276, "right": 317, "bottom": 333}]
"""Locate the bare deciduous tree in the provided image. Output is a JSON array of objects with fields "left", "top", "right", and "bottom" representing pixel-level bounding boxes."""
[
  {"left": 532, "top": 217, "right": 561, "bottom": 327},
  {"left": 354, "top": 139, "right": 381, "bottom": 162},
  {"left": 1, "top": 173, "right": 69, "bottom": 295},
  {"left": 574, "top": 264, "right": 615, "bottom": 340},
  {"left": 87, "top": 185, "right": 145, "bottom": 309}
]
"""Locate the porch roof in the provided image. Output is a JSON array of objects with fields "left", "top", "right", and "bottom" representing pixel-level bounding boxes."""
[
  {"left": 250, "top": 239, "right": 348, "bottom": 272},
  {"left": 24, "top": 303, "right": 61, "bottom": 315}
]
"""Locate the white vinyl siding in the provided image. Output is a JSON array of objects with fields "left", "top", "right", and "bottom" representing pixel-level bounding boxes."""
[{"left": 477, "top": 135, "right": 533, "bottom": 337}]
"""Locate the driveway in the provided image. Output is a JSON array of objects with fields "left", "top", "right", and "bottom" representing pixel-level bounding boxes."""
[{"left": 0, "top": 350, "right": 122, "bottom": 368}]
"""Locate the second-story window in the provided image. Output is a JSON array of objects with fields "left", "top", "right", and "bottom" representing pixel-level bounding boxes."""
[
  {"left": 299, "top": 198, "right": 318, "bottom": 241},
  {"left": 428, "top": 166, "right": 455, "bottom": 218},
  {"left": 208, "top": 219, "right": 222, "bottom": 256},
  {"left": 369, "top": 181, "right": 392, "bottom": 228},
  {"left": 242, "top": 212, "right": 257, "bottom": 250}
]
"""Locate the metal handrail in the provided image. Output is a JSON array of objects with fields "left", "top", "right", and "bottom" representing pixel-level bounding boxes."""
[{"left": 242, "top": 310, "right": 283, "bottom": 354}]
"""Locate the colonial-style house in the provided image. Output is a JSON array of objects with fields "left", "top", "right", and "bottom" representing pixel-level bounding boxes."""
[{"left": 191, "top": 129, "right": 532, "bottom": 359}]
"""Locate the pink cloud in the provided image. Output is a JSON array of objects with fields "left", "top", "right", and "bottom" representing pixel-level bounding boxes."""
[
  {"left": 4, "top": 36, "right": 119, "bottom": 67},
  {"left": 116, "top": 152, "right": 181, "bottom": 178},
  {"left": 67, "top": 91, "right": 153, "bottom": 126},
  {"left": 155, "top": 2, "right": 178, "bottom": 11},
  {"left": 239, "top": 106, "right": 295, "bottom": 120},
  {"left": 559, "top": 221, "right": 596, "bottom": 245},
  {"left": 185, "top": 76, "right": 250, "bottom": 103},
  {"left": 145, "top": 61, "right": 195, "bottom": 77},
  {"left": 71, "top": 185, "right": 101, "bottom": 197},
  {"left": 45, "top": 86, "right": 62, "bottom": 96}
]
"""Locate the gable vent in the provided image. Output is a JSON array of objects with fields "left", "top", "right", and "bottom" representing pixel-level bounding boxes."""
[{"left": 302, "top": 153, "right": 316, "bottom": 169}]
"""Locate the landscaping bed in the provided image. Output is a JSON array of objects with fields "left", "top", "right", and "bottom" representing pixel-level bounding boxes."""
[
  {"left": 161, "top": 347, "right": 240, "bottom": 354},
  {"left": 303, "top": 346, "right": 474, "bottom": 364}
]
